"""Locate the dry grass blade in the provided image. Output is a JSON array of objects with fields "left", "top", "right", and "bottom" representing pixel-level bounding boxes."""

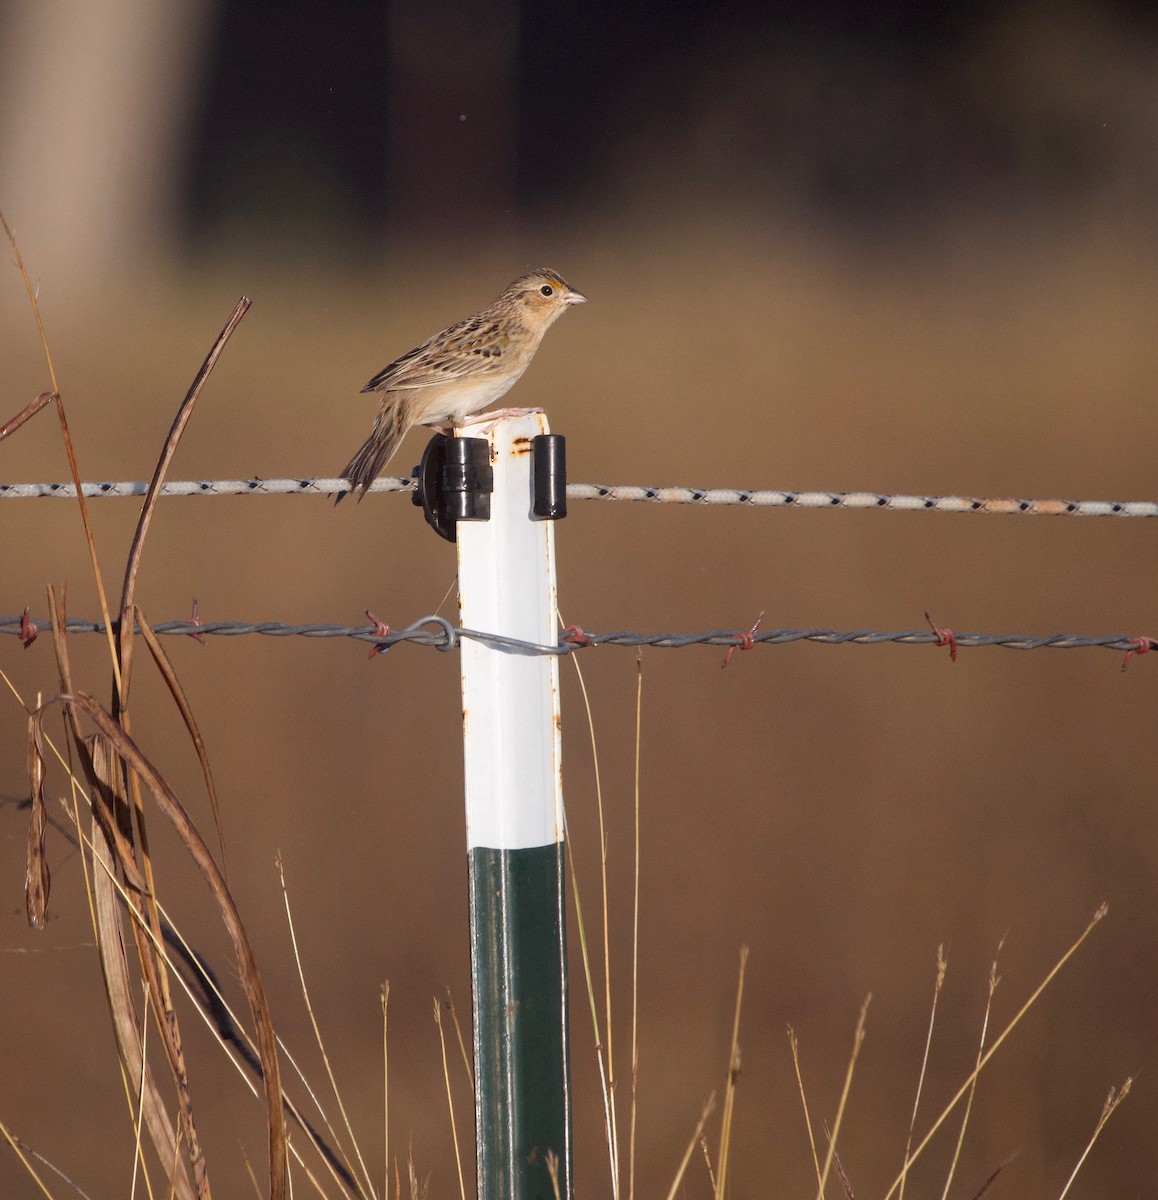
[
  {"left": 433, "top": 998, "right": 467, "bottom": 1200},
  {"left": 0, "top": 211, "right": 123, "bottom": 696},
  {"left": 118, "top": 296, "right": 251, "bottom": 693},
  {"left": 663, "top": 1093, "right": 716, "bottom": 1200},
  {"left": 564, "top": 649, "right": 618, "bottom": 1197},
  {"left": 564, "top": 829, "right": 618, "bottom": 1189},
  {"left": 0, "top": 1124, "right": 98, "bottom": 1199},
  {"left": 546, "top": 1149, "right": 563, "bottom": 1200},
  {"left": 715, "top": 944, "right": 749, "bottom": 1200},
  {"left": 833, "top": 1149, "right": 856, "bottom": 1199},
  {"left": 276, "top": 854, "right": 375, "bottom": 1200},
  {"left": 816, "top": 995, "right": 870, "bottom": 1200},
  {"left": 789, "top": 1026, "right": 823, "bottom": 1193},
  {"left": 628, "top": 651, "right": 643, "bottom": 1200},
  {"left": 1056, "top": 1077, "right": 1133, "bottom": 1199},
  {"left": 406, "top": 1147, "right": 429, "bottom": 1200},
  {"left": 382, "top": 982, "right": 390, "bottom": 1200},
  {"left": 129, "top": 983, "right": 152, "bottom": 1200},
  {"left": 37, "top": 693, "right": 287, "bottom": 1200},
  {"left": 582, "top": 650, "right": 621, "bottom": 1195},
  {"left": 940, "top": 948, "right": 1001, "bottom": 1200},
  {"left": 134, "top": 609, "right": 228, "bottom": 875},
  {"left": 0, "top": 1117, "right": 55, "bottom": 1199},
  {"left": 699, "top": 1134, "right": 717, "bottom": 1191},
  {"left": 898, "top": 945, "right": 947, "bottom": 1200},
  {"left": 882, "top": 905, "right": 1109, "bottom": 1200},
  {"left": 444, "top": 987, "right": 474, "bottom": 1090},
  {"left": 0, "top": 389, "right": 52, "bottom": 440}
]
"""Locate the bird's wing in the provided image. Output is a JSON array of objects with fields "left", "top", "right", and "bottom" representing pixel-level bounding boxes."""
[{"left": 361, "top": 318, "right": 515, "bottom": 392}]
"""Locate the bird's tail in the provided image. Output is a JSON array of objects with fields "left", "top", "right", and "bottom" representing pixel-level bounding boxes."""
[{"left": 335, "top": 398, "right": 411, "bottom": 505}]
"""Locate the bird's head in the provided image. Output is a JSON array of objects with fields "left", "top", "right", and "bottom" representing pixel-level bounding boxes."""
[{"left": 504, "top": 269, "right": 587, "bottom": 328}]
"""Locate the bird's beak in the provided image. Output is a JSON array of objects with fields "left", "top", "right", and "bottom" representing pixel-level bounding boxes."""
[{"left": 565, "top": 288, "right": 587, "bottom": 305}]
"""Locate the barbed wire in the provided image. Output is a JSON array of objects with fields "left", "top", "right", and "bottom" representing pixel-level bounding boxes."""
[
  {"left": 1, "top": 475, "right": 1156, "bottom": 517},
  {"left": 2, "top": 613, "right": 1153, "bottom": 666}
]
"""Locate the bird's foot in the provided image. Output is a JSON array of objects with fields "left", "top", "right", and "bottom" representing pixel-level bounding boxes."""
[{"left": 457, "top": 406, "right": 544, "bottom": 434}]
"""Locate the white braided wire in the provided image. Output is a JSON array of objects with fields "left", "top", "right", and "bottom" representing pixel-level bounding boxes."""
[{"left": 0, "top": 475, "right": 1154, "bottom": 517}]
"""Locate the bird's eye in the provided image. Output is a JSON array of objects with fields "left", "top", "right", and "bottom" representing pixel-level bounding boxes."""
[{"left": 539, "top": 284, "right": 555, "bottom": 297}]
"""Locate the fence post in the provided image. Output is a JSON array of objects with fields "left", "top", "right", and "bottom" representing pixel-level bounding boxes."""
[{"left": 455, "top": 411, "right": 571, "bottom": 1200}]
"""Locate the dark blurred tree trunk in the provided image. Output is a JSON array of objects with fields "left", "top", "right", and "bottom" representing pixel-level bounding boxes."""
[
  {"left": 0, "top": 0, "right": 212, "bottom": 303},
  {"left": 388, "top": 0, "right": 519, "bottom": 246}
]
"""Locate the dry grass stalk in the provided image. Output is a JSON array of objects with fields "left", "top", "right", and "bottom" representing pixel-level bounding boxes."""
[
  {"left": 106, "top": 311, "right": 251, "bottom": 1191},
  {"left": 5, "top": 252, "right": 285, "bottom": 1196},
  {"left": 628, "top": 650, "right": 643, "bottom": 1200},
  {"left": 939, "top": 946, "right": 1002, "bottom": 1200},
  {"left": 714, "top": 944, "right": 749, "bottom": 1200},
  {"left": 564, "top": 648, "right": 620, "bottom": 1197},
  {"left": 406, "top": 1148, "right": 429, "bottom": 1200},
  {"left": 444, "top": 987, "right": 474, "bottom": 1090},
  {"left": 52, "top": 600, "right": 197, "bottom": 1200},
  {"left": 5, "top": 650, "right": 192, "bottom": 1196},
  {"left": 832, "top": 1148, "right": 856, "bottom": 1199},
  {"left": 882, "top": 904, "right": 1109, "bottom": 1200},
  {"left": 66, "top": 758, "right": 367, "bottom": 1196},
  {"left": 128, "top": 985, "right": 152, "bottom": 1200},
  {"left": 897, "top": 944, "right": 947, "bottom": 1200},
  {"left": 0, "top": 1116, "right": 56, "bottom": 1198},
  {"left": 789, "top": 1025, "right": 824, "bottom": 1193},
  {"left": 663, "top": 1093, "right": 716, "bottom": 1200},
  {"left": 586, "top": 648, "right": 622, "bottom": 1194},
  {"left": 0, "top": 388, "right": 52, "bottom": 441},
  {"left": 29, "top": 691, "right": 288, "bottom": 1197},
  {"left": 381, "top": 982, "right": 390, "bottom": 1200},
  {"left": 0, "top": 212, "right": 122, "bottom": 695},
  {"left": 699, "top": 1134, "right": 717, "bottom": 1192},
  {"left": 433, "top": 998, "right": 467, "bottom": 1200},
  {"left": 1056, "top": 1077, "right": 1133, "bottom": 1199},
  {"left": 546, "top": 1149, "right": 564, "bottom": 1200},
  {"left": 277, "top": 854, "right": 377, "bottom": 1200},
  {"left": 815, "top": 995, "right": 871, "bottom": 1200}
]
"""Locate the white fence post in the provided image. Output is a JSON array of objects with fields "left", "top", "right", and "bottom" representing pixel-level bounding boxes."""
[{"left": 455, "top": 411, "right": 571, "bottom": 1200}]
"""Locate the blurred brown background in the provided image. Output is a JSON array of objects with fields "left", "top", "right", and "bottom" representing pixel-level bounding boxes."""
[{"left": 2, "top": 0, "right": 1158, "bottom": 1195}]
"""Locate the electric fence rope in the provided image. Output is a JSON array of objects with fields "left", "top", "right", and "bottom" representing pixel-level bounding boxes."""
[{"left": 1, "top": 476, "right": 1156, "bottom": 517}]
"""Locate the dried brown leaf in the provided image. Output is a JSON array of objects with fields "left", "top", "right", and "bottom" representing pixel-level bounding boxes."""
[
  {"left": 118, "top": 298, "right": 251, "bottom": 697},
  {"left": 135, "top": 608, "right": 227, "bottom": 876},
  {"left": 24, "top": 714, "right": 50, "bottom": 928}
]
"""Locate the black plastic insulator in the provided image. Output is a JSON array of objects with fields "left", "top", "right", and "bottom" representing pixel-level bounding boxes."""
[
  {"left": 445, "top": 436, "right": 493, "bottom": 523},
  {"left": 412, "top": 434, "right": 453, "bottom": 541},
  {"left": 532, "top": 434, "right": 567, "bottom": 520},
  {"left": 412, "top": 433, "right": 492, "bottom": 542}
]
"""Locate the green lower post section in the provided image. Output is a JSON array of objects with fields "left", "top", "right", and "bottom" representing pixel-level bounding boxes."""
[{"left": 469, "top": 843, "right": 571, "bottom": 1200}]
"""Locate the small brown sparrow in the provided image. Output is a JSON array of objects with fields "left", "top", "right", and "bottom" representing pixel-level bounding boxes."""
[{"left": 336, "top": 269, "right": 586, "bottom": 502}]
